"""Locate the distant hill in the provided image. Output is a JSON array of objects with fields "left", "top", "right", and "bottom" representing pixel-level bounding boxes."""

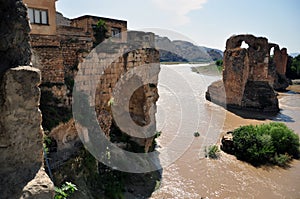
[
  {"left": 202, "top": 47, "right": 223, "bottom": 61},
  {"left": 159, "top": 50, "right": 188, "bottom": 62},
  {"left": 155, "top": 36, "right": 223, "bottom": 62}
]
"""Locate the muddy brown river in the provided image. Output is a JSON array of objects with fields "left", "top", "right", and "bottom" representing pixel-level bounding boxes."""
[{"left": 150, "top": 64, "right": 300, "bottom": 199}]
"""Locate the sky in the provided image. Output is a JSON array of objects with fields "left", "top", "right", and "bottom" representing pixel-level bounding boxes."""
[{"left": 56, "top": 0, "right": 300, "bottom": 53}]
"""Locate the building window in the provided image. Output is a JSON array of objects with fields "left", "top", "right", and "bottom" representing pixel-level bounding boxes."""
[
  {"left": 111, "top": 27, "right": 121, "bottom": 38},
  {"left": 28, "top": 8, "right": 49, "bottom": 25}
]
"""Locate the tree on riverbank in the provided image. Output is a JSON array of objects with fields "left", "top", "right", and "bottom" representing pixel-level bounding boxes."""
[
  {"left": 286, "top": 54, "right": 300, "bottom": 79},
  {"left": 225, "top": 123, "right": 300, "bottom": 167}
]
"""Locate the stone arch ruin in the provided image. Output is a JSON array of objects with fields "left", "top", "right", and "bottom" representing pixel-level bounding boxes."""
[{"left": 206, "top": 34, "right": 289, "bottom": 113}]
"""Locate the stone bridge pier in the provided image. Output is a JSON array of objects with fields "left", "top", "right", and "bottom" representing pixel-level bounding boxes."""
[{"left": 206, "top": 34, "right": 289, "bottom": 113}]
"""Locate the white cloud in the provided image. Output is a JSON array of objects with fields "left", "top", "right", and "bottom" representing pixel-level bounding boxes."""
[{"left": 152, "top": 0, "right": 207, "bottom": 25}]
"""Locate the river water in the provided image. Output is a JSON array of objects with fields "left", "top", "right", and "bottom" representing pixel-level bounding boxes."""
[{"left": 151, "top": 64, "right": 300, "bottom": 199}]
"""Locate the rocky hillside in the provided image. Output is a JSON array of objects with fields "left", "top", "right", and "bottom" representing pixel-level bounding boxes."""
[
  {"left": 203, "top": 47, "right": 223, "bottom": 61},
  {"left": 155, "top": 36, "right": 223, "bottom": 62}
]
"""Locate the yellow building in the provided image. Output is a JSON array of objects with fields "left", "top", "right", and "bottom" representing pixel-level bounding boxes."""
[{"left": 23, "top": 0, "right": 57, "bottom": 35}]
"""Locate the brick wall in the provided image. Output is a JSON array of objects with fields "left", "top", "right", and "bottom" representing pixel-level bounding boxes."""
[{"left": 31, "top": 35, "right": 64, "bottom": 83}]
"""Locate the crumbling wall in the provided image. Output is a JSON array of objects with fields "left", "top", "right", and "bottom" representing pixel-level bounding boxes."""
[
  {"left": 73, "top": 31, "right": 160, "bottom": 152},
  {"left": 95, "top": 47, "right": 160, "bottom": 151},
  {"left": 269, "top": 44, "right": 289, "bottom": 90},
  {"left": 223, "top": 48, "right": 249, "bottom": 106},
  {"left": 31, "top": 26, "right": 93, "bottom": 117},
  {"left": 31, "top": 35, "right": 64, "bottom": 84},
  {"left": 273, "top": 46, "right": 288, "bottom": 75},
  {"left": 0, "top": 0, "right": 54, "bottom": 198},
  {"left": 206, "top": 34, "right": 281, "bottom": 113}
]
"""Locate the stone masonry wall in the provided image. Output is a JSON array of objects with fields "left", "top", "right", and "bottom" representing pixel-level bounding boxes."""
[
  {"left": 273, "top": 46, "right": 288, "bottom": 75},
  {"left": 31, "top": 28, "right": 93, "bottom": 105},
  {"left": 31, "top": 35, "right": 64, "bottom": 84},
  {"left": 31, "top": 32, "right": 93, "bottom": 85},
  {"left": 56, "top": 12, "right": 71, "bottom": 26},
  {"left": 74, "top": 31, "right": 160, "bottom": 151},
  {"left": 268, "top": 44, "right": 289, "bottom": 90}
]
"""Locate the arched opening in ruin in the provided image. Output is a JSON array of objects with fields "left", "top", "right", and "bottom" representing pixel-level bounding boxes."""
[
  {"left": 269, "top": 47, "right": 275, "bottom": 64},
  {"left": 270, "top": 47, "right": 275, "bottom": 56},
  {"left": 241, "top": 41, "right": 249, "bottom": 49},
  {"left": 268, "top": 46, "right": 276, "bottom": 77}
]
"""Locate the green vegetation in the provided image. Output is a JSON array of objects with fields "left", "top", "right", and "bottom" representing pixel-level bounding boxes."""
[
  {"left": 43, "top": 135, "right": 52, "bottom": 154},
  {"left": 215, "top": 59, "right": 223, "bottom": 72},
  {"left": 194, "top": 132, "right": 200, "bottom": 137},
  {"left": 55, "top": 182, "right": 77, "bottom": 199},
  {"left": 155, "top": 131, "right": 162, "bottom": 138},
  {"left": 215, "top": 59, "right": 223, "bottom": 66},
  {"left": 40, "top": 90, "right": 72, "bottom": 131},
  {"left": 205, "top": 145, "right": 220, "bottom": 159},
  {"left": 231, "top": 122, "right": 300, "bottom": 166},
  {"left": 93, "top": 19, "right": 108, "bottom": 47},
  {"left": 286, "top": 54, "right": 300, "bottom": 79}
]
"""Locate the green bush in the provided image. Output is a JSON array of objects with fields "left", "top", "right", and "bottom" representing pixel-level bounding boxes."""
[
  {"left": 205, "top": 145, "right": 220, "bottom": 159},
  {"left": 55, "top": 182, "right": 77, "bottom": 199},
  {"left": 93, "top": 19, "right": 108, "bottom": 47},
  {"left": 272, "top": 153, "right": 291, "bottom": 167},
  {"left": 286, "top": 54, "right": 300, "bottom": 79},
  {"left": 231, "top": 123, "right": 300, "bottom": 166}
]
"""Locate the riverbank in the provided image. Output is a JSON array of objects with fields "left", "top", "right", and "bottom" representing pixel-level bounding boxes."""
[
  {"left": 191, "top": 63, "right": 222, "bottom": 76},
  {"left": 292, "top": 79, "right": 300, "bottom": 85}
]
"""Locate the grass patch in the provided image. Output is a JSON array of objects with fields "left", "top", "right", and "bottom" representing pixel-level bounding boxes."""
[{"left": 205, "top": 145, "right": 220, "bottom": 159}]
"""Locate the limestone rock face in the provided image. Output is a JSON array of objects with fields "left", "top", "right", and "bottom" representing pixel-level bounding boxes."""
[
  {"left": 206, "top": 34, "right": 281, "bottom": 113},
  {"left": 21, "top": 168, "right": 55, "bottom": 199},
  {"left": 0, "top": 67, "right": 54, "bottom": 199}
]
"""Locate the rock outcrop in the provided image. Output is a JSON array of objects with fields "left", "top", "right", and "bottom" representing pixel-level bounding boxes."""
[
  {"left": 206, "top": 34, "right": 283, "bottom": 113},
  {"left": 0, "top": 0, "right": 31, "bottom": 76},
  {"left": 0, "top": 1, "right": 54, "bottom": 198},
  {"left": 221, "top": 132, "right": 234, "bottom": 153},
  {"left": 0, "top": 67, "right": 54, "bottom": 198}
]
